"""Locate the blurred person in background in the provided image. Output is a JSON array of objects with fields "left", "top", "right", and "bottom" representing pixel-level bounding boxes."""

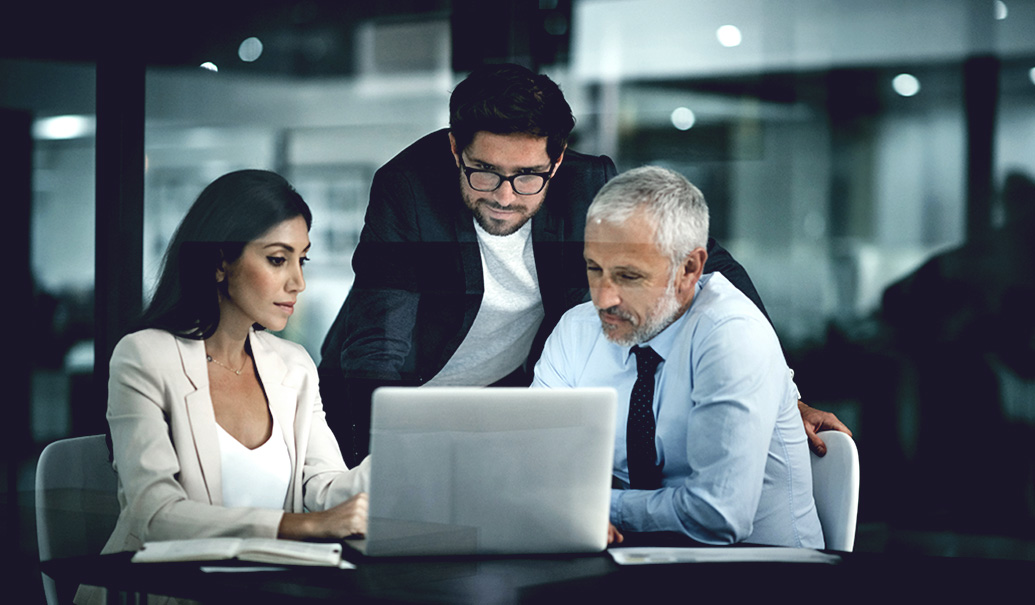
[{"left": 882, "top": 171, "right": 1035, "bottom": 533}]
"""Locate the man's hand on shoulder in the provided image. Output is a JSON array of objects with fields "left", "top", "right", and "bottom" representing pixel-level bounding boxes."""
[{"left": 797, "top": 400, "right": 853, "bottom": 457}]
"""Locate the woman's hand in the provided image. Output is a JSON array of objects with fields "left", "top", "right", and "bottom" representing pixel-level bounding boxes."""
[{"left": 278, "top": 492, "right": 369, "bottom": 540}]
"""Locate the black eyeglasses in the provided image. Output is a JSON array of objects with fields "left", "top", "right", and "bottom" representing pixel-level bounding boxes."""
[{"left": 459, "top": 157, "right": 554, "bottom": 196}]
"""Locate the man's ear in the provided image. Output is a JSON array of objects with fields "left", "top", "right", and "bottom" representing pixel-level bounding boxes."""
[
  {"left": 551, "top": 145, "right": 567, "bottom": 175},
  {"left": 448, "top": 132, "right": 461, "bottom": 168},
  {"left": 675, "top": 247, "right": 708, "bottom": 294}
]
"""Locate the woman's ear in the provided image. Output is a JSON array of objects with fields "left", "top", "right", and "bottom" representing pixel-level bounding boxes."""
[{"left": 215, "top": 251, "right": 228, "bottom": 283}]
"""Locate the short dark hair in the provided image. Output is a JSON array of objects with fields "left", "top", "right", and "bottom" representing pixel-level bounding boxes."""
[
  {"left": 449, "top": 63, "right": 575, "bottom": 162},
  {"left": 137, "top": 169, "right": 312, "bottom": 338}
]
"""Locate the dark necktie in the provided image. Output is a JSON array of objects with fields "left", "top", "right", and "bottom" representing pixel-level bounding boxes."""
[{"left": 627, "top": 345, "right": 664, "bottom": 489}]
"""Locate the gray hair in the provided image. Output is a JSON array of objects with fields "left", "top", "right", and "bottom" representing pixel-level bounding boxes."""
[{"left": 586, "top": 166, "right": 709, "bottom": 268}]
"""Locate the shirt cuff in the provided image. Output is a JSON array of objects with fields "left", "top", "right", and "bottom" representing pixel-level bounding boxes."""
[{"left": 610, "top": 489, "right": 624, "bottom": 526}]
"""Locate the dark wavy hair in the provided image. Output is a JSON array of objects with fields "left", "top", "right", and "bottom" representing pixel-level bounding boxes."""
[
  {"left": 449, "top": 63, "right": 575, "bottom": 162},
  {"left": 136, "top": 169, "right": 312, "bottom": 339}
]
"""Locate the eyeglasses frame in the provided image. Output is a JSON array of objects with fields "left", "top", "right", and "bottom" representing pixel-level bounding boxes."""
[{"left": 458, "top": 156, "right": 555, "bottom": 196}]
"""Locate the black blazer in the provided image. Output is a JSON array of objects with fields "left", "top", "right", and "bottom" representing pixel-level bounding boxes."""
[{"left": 319, "top": 129, "right": 769, "bottom": 465}]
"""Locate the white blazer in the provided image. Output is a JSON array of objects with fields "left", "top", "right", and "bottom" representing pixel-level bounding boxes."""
[{"left": 99, "top": 328, "right": 369, "bottom": 553}]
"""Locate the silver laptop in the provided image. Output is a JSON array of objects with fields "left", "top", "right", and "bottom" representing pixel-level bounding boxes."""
[{"left": 348, "top": 386, "right": 617, "bottom": 557}]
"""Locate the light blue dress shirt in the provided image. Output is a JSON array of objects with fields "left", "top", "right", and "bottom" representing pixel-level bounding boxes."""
[{"left": 533, "top": 273, "right": 824, "bottom": 548}]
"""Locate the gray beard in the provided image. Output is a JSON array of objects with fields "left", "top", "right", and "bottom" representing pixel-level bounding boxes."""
[{"left": 600, "top": 279, "right": 682, "bottom": 347}]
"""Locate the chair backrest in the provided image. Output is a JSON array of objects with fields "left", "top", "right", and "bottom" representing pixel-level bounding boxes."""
[
  {"left": 35, "top": 435, "right": 120, "bottom": 605},
  {"left": 810, "top": 430, "right": 860, "bottom": 552}
]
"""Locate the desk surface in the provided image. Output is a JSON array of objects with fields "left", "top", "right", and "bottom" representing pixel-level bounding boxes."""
[{"left": 43, "top": 539, "right": 1035, "bottom": 604}]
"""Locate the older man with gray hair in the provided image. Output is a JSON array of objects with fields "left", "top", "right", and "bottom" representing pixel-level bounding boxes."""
[{"left": 533, "top": 166, "right": 823, "bottom": 547}]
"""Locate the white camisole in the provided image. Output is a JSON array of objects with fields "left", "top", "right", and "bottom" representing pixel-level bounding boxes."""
[{"left": 215, "top": 412, "right": 291, "bottom": 510}]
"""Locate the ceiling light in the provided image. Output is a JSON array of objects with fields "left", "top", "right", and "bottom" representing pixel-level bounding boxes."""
[
  {"left": 892, "top": 73, "right": 921, "bottom": 97},
  {"left": 33, "top": 115, "right": 96, "bottom": 140},
  {"left": 238, "top": 37, "right": 264, "bottom": 62},
  {"left": 994, "top": 1, "right": 1008, "bottom": 20},
  {"left": 716, "top": 25, "right": 742, "bottom": 48},
  {"left": 671, "top": 107, "right": 696, "bottom": 131}
]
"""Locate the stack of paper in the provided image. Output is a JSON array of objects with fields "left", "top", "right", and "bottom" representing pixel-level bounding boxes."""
[
  {"left": 132, "top": 538, "right": 353, "bottom": 569},
  {"left": 609, "top": 547, "right": 841, "bottom": 565}
]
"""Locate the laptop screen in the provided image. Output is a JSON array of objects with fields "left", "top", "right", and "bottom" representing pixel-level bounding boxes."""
[{"left": 357, "top": 387, "right": 617, "bottom": 556}]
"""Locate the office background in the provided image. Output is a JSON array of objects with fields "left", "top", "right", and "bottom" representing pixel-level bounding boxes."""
[{"left": 3, "top": 1, "right": 1034, "bottom": 601}]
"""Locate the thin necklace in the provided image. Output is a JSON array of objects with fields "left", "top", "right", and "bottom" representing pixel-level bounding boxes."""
[{"left": 207, "top": 352, "right": 247, "bottom": 376}]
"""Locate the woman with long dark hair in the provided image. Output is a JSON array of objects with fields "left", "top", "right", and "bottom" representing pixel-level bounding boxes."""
[{"left": 87, "top": 170, "right": 368, "bottom": 572}]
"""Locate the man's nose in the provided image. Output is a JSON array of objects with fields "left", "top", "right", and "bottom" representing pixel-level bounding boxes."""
[
  {"left": 494, "top": 179, "right": 518, "bottom": 206},
  {"left": 592, "top": 278, "right": 621, "bottom": 309}
]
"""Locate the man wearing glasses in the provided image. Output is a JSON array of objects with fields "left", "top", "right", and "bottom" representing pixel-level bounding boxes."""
[{"left": 319, "top": 63, "right": 847, "bottom": 466}]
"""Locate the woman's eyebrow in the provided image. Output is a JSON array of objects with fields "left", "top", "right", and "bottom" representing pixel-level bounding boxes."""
[{"left": 262, "top": 242, "right": 311, "bottom": 253}]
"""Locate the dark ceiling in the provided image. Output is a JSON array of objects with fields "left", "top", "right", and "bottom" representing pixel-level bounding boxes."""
[{"left": 1, "top": 1, "right": 575, "bottom": 76}]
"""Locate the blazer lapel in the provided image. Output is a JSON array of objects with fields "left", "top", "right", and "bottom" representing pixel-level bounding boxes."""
[
  {"left": 455, "top": 203, "right": 483, "bottom": 293},
  {"left": 448, "top": 206, "right": 484, "bottom": 374},
  {"left": 531, "top": 207, "right": 566, "bottom": 315},
  {"left": 177, "top": 337, "right": 223, "bottom": 505},
  {"left": 249, "top": 331, "right": 300, "bottom": 508}
]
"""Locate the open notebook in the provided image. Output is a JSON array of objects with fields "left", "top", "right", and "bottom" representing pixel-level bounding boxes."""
[{"left": 347, "top": 386, "right": 617, "bottom": 557}]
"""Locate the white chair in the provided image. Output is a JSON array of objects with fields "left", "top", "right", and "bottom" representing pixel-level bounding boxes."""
[
  {"left": 35, "top": 435, "right": 120, "bottom": 605},
  {"left": 810, "top": 430, "right": 860, "bottom": 552}
]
